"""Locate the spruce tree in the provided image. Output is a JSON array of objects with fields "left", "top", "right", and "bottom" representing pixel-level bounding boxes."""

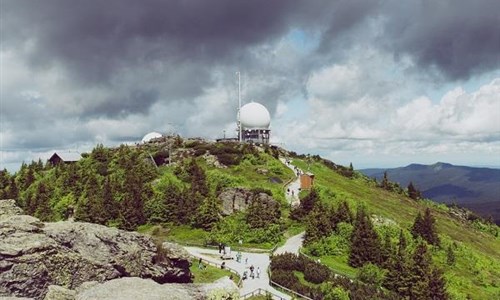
[
  {"left": 409, "top": 241, "right": 432, "bottom": 299},
  {"left": 304, "top": 202, "right": 333, "bottom": 245},
  {"left": 380, "top": 171, "right": 390, "bottom": 190},
  {"left": 102, "top": 177, "right": 117, "bottom": 221},
  {"left": 8, "top": 177, "right": 19, "bottom": 200},
  {"left": 380, "top": 233, "right": 393, "bottom": 268},
  {"left": 428, "top": 267, "right": 449, "bottom": 299},
  {"left": 34, "top": 182, "right": 52, "bottom": 221},
  {"left": 349, "top": 206, "right": 381, "bottom": 267},
  {"left": 412, "top": 208, "right": 440, "bottom": 246},
  {"left": 195, "top": 196, "right": 221, "bottom": 230},
  {"left": 335, "top": 200, "right": 353, "bottom": 225},
  {"left": 246, "top": 193, "right": 280, "bottom": 228},
  {"left": 384, "top": 230, "right": 412, "bottom": 297},
  {"left": 407, "top": 181, "right": 420, "bottom": 200},
  {"left": 291, "top": 188, "right": 318, "bottom": 220}
]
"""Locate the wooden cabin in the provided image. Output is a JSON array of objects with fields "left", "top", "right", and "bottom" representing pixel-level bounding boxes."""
[
  {"left": 48, "top": 152, "right": 81, "bottom": 166},
  {"left": 300, "top": 172, "right": 315, "bottom": 190}
]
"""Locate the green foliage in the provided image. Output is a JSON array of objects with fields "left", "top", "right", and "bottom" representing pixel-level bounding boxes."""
[
  {"left": 348, "top": 206, "right": 381, "bottom": 267},
  {"left": 290, "top": 188, "right": 319, "bottom": 221},
  {"left": 411, "top": 208, "right": 440, "bottom": 246},
  {"left": 53, "top": 193, "right": 75, "bottom": 220},
  {"left": 246, "top": 192, "right": 281, "bottom": 229},
  {"left": 407, "top": 181, "right": 421, "bottom": 200},
  {"left": 446, "top": 245, "right": 456, "bottom": 266},
  {"left": 194, "top": 196, "right": 221, "bottom": 230},
  {"left": 356, "top": 263, "right": 386, "bottom": 287}
]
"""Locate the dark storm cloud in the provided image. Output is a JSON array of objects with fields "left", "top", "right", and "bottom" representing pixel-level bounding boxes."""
[
  {"left": 380, "top": 0, "right": 500, "bottom": 80},
  {"left": 2, "top": 0, "right": 301, "bottom": 84}
]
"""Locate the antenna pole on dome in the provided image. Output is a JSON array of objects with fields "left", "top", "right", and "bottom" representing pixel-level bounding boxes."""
[{"left": 237, "top": 71, "right": 242, "bottom": 142}]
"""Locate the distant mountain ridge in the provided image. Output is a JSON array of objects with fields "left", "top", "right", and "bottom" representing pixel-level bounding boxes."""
[{"left": 360, "top": 162, "right": 500, "bottom": 223}]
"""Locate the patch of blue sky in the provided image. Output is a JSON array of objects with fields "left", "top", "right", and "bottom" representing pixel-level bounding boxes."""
[{"left": 286, "top": 28, "right": 320, "bottom": 54}]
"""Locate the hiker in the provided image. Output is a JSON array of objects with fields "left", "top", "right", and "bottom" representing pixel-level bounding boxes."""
[
  {"left": 221, "top": 262, "right": 225, "bottom": 269},
  {"left": 257, "top": 267, "right": 260, "bottom": 278},
  {"left": 245, "top": 257, "right": 248, "bottom": 264},
  {"left": 198, "top": 258, "right": 203, "bottom": 269}
]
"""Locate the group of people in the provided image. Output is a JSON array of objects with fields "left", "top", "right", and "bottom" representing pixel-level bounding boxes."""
[{"left": 243, "top": 264, "right": 260, "bottom": 280}]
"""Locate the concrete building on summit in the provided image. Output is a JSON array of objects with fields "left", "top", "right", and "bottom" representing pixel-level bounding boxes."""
[{"left": 237, "top": 102, "right": 271, "bottom": 144}]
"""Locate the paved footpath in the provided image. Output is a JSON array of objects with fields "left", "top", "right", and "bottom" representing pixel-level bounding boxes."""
[
  {"left": 280, "top": 157, "right": 301, "bottom": 207},
  {"left": 184, "top": 246, "right": 291, "bottom": 299},
  {"left": 183, "top": 159, "right": 307, "bottom": 299}
]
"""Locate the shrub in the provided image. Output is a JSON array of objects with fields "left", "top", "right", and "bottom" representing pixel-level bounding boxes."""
[
  {"left": 304, "top": 259, "right": 331, "bottom": 284},
  {"left": 356, "top": 263, "right": 386, "bottom": 287}
]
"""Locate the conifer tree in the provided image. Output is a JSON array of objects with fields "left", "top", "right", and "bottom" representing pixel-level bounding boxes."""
[
  {"left": 34, "top": 181, "right": 52, "bottom": 221},
  {"left": 384, "top": 230, "right": 412, "bottom": 297},
  {"left": 409, "top": 241, "right": 432, "bottom": 299},
  {"left": 291, "top": 188, "right": 318, "bottom": 220},
  {"left": 380, "top": 233, "right": 393, "bottom": 268},
  {"left": 407, "top": 181, "right": 420, "bottom": 200},
  {"left": 187, "top": 160, "right": 209, "bottom": 197},
  {"left": 304, "top": 202, "right": 333, "bottom": 245},
  {"left": 0, "top": 169, "right": 9, "bottom": 199},
  {"left": 86, "top": 174, "right": 107, "bottom": 224},
  {"left": 195, "top": 196, "right": 221, "bottom": 230},
  {"left": 8, "top": 177, "right": 19, "bottom": 202},
  {"left": 428, "top": 267, "right": 449, "bottom": 299},
  {"left": 246, "top": 193, "right": 281, "bottom": 228},
  {"left": 412, "top": 208, "right": 440, "bottom": 246},
  {"left": 334, "top": 200, "right": 354, "bottom": 225},
  {"left": 380, "top": 171, "right": 390, "bottom": 190},
  {"left": 102, "top": 176, "right": 117, "bottom": 221},
  {"left": 349, "top": 206, "right": 381, "bottom": 267}
]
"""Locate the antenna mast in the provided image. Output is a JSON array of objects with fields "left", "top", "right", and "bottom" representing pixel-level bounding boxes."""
[{"left": 237, "top": 71, "right": 242, "bottom": 142}]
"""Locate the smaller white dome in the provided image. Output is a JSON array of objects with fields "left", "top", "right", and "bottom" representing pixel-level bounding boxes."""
[
  {"left": 142, "top": 132, "right": 163, "bottom": 143},
  {"left": 239, "top": 102, "right": 271, "bottom": 129}
]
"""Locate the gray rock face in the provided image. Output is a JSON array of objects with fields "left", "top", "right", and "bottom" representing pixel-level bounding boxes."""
[
  {"left": 218, "top": 188, "right": 278, "bottom": 215},
  {"left": 0, "top": 200, "right": 191, "bottom": 300},
  {"left": 74, "top": 276, "right": 238, "bottom": 300}
]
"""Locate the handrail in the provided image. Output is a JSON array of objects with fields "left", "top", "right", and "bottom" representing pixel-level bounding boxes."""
[
  {"left": 187, "top": 254, "right": 243, "bottom": 287},
  {"left": 240, "top": 288, "right": 288, "bottom": 300},
  {"left": 178, "top": 240, "right": 276, "bottom": 254},
  {"left": 266, "top": 267, "right": 313, "bottom": 300}
]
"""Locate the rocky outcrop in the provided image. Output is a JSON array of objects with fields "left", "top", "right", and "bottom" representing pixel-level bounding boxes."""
[
  {"left": 71, "top": 276, "right": 238, "bottom": 300},
  {"left": 0, "top": 199, "right": 191, "bottom": 300},
  {"left": 218, "top": 188, "right": 279, "bottom": 215}
]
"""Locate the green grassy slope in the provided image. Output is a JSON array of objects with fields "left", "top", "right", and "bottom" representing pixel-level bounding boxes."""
[{"left": 291, "top": 158, "right": 500, "bottom": 299}]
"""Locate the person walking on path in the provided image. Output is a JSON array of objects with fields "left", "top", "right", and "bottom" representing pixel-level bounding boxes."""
[{"left": 257, "top": 267, "right": 260, "bottom": 278}]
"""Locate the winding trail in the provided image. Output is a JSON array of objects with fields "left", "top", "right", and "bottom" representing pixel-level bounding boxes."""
[
  {"left": 280, "top": 157, "right": 301, "bottom": 207},
  {"left": 183, "top": 158, "right": 307, "bottom": 299}
]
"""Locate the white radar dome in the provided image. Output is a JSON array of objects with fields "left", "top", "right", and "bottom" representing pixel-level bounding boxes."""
[
  {"left": 239, "top": 102, "right": 271, "bottom": 129},
  {"left": 141, "top": 132, "right": 163, "bottom": 143}
]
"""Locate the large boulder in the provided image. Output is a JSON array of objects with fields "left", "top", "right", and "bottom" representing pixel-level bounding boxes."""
[
  {"left": 73, "top": 276, "right": 238, "bottom": 300},
  {"left": 0, "top": 199, "right": 191, "bottom": 300},
  {"left": 218, "top": 188, "right": 279, "bottom": 215}
]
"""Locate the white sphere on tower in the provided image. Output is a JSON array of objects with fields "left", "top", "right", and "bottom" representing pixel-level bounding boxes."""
[
  {"left": 239, "top": 102, "right": 271, "bottom": 129},
  {"left": 141, "top": 132, "right": 163, "bottom": 143}
]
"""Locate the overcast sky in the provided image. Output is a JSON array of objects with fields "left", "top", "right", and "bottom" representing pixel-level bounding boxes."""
[{"left": 1, "top": 0, "right": 499, "bottom": 171}]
